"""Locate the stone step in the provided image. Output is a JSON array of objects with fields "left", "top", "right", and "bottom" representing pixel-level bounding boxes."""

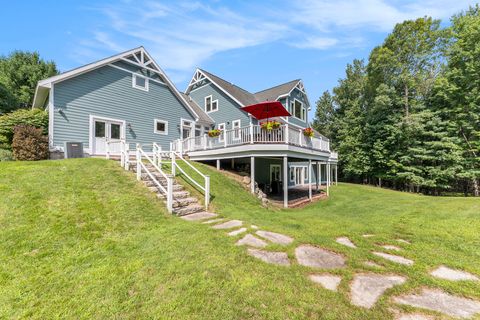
[
  {"left": 170, "top": 197, "right": 199, "bottom": 208},
  {"left": 174, "top": 204, "right": 204, "bottom": 216},
  {"left": 143, "top": 180, "right": 183, "bottom": 191},
  {"left": 155, "top": 190, "right": 190, "bottom": 199}
]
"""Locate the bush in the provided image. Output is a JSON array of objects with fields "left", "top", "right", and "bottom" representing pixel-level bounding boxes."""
[
  {"left": 0, "top": 148, "right": 13, "bottom": 161},
  {"left": 0, "top": 109, "right": 48, "bottom": 149},
  {"left": 11, "top": 125, "right": 49, "bottom": 161}
]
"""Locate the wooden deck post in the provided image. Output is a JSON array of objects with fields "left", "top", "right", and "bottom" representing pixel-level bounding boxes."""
[
  {"left": 308, "top": 159, "right": 312, "bottom": 201},
  {"left": 283, "top": 156, "right": 288, "bottom": 208},
  {"left": 250, "top": 156, "right": 255, "bottom": 194},
  {"left": 335, "top": 164, "right": 338, "bottom": 185},
  {"left": 326, "top": 162, "right": 330, "bottom": 196},
  {"left": 216, "top": 159, "right": 220, "bottom": 171}
]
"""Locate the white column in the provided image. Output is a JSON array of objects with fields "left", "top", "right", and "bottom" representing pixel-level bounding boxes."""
[
  {"left": 250, "top": 156, "right": 255, "bottom": 194},
  {"left": 216, "top": 159, "right": 220, "bottom": 170},
  {"left": 326, "top": 162, "right": 330, "bottom": 196},
  {"left": 315, "top": 162, "right": 319, "bottom": 191},
  {"left": 283, "top": 156, "right": 288, "bottom": 208},
  {"left": 308, "top": 159, "right": 312, "bottom": 200},
  {"left": 335, "top": 164, "right": 338, "bottom": 185}
]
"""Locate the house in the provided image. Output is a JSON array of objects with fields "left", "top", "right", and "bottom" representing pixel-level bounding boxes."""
[{"left": 32, "top": 47, "right": 338, "bottom": 208}]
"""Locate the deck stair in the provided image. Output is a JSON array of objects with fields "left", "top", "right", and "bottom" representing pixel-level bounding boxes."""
[{"left": 129, "top": 161, "right": 204, "bottom": 216}]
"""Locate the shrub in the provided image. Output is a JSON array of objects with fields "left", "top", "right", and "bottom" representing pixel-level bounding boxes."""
[
  {"left": 11, "top": 125, "right": 49, "bottom": 161},
  {"left": 0, "top": 109, "right": 48, "bottom": 149},
  {"left": 0, "top": 148, "right": 13, "bottom": 161}
]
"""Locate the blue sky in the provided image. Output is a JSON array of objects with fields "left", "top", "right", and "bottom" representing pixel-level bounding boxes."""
[{"left": 0, "top": 0, "right": 476, "bottom": 118}]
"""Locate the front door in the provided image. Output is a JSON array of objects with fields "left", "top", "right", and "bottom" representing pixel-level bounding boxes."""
[
  {"left": 181, "top": 120, "right": 193, "bottom": 140},
  {"left": 270, "top": 164, "right": 281, "bottom": 184},
  {"left": 92, "top": 117, "right": 124, "bottom": 155}
]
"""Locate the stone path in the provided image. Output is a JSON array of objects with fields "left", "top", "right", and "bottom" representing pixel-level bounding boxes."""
[
  {"left": 381, "top": 244, "right": 402, "bottom": 251},
  {"left": 228, "top": 228, "right": 247, "bottom": 236},
  {"left": 202, "top": 218, "right": 224, "bottom": 224},
  {"left": 393, "top": 288, "right": 480, "bottom": 319},
  {"left": 247, "top": 249, "right": 290, "bottom": 266},
  {"left": 373, "top": 252, "right": 414, "bottom": 266},
  {"left": 430, "top": 265, "right": 479, "bottom": 282},
  {"left": 350, "top": 273, "right": 406, "bottom": 309},
  {"left": 295, "top": 245, "right": 346, "bottom": 269},
  {"left": 180, "top": 211, "right": 217, "bottom": 221},
  {"left": 212, "top": 220, "right": 243, "bottom": 229},
  {"left": 336, "top": 237, "right": 356, "bottom": 248},
  {"left": 256, "top": 230, "right": 294, "bottom": 245},
  {"left": 309, "top": 274, "right": 342, "bottom": 291},
  {"left": 236, "top": 234, "right": 268, "bottom": 248},
  {"left": 182, "top": 214, "right": 480, "bottom": 319}
]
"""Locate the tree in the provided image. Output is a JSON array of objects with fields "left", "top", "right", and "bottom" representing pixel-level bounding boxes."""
[
  {"left": 312, "top": 91, "right": 335, "bottom": 140},
  {"left": 432, "top": 6, "right": 480, "bottom": 196},
  {"left": 0, "top": 51, "right": 58, "bottom": 113}
]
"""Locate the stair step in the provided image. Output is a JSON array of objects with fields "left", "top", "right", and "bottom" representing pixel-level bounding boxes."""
[
  {"left": 173, "top": 191, "right": 190, "bottom": 199},
  {"left": 170, "top": 197, "right": 199, "bottom": 208},
  {"left": 143, "top": 180, "right": 183, "bottom": 191},
  {"left": 174, "top": 204, "right": 204, "bottom": 216}
]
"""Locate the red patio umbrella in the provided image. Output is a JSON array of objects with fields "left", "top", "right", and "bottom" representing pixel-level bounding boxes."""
[{"left": 241, "top": 101, "right": 291, "bottom": 121}]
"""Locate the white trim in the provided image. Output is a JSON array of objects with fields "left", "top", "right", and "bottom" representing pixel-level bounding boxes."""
[
  {"left": 232, "top": 119, "right": 241, "bottom": 140},
  {"left": 270, "top": 164, "right": 281, "bottom": 184},
  {"left": 132, "top": 74, "right": 149, "bottom": 91},
  {"left": 186, "top": 68, "right": 245, "bottom": 107},
  {"left": 217, "top": 122, "right": 225, "bottom": 142},
  {"left": 48, "top": 84, "right": 54, "bottom": 149},
  {"left": 154, "top": 119, "right": 168, "bottom": 135},
  {"left": 292, "top": 98, "right": 306, "bottom": 122},
  {"left": 107, "top": 64, "right": 166, "bottom": 86},
  {"left": 89, "top": 115, "right": 126, "bottom": 155}
]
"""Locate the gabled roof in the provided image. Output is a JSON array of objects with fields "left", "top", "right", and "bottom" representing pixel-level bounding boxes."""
[
  {"left": 180, "top": 93, "right": 214, "bottom": 125},
  {"left": 32, "top": 47, "right": 200, "bottom": 121},
  {"left": 185, "top": 68, "right": 309, "bottom": 108},
  {"left": 196, "top": 69, "right": 258, "bottom": 106},
  {"left": 253, "top": 79, "right": 300, "bottom": 102}
]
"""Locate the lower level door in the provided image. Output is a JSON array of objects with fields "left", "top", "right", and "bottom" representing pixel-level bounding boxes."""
[{"left": 92, "top": 117, "right": 124, "bottom": 155}]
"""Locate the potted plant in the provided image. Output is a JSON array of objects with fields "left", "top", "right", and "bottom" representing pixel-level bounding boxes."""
[
  {"left": 303, "top": 127, "right": 314, "bottom": 138},
  {"left": 260, "top": 120, "right": 281, "bottom": 131},
  {"left": 208, "top": 129, "right": 222, "bottom": 138}
]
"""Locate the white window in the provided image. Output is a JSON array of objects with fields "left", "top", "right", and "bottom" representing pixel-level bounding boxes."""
[
  {"left": 205, "top": 95, "right": 218, "bottom": 113},
  {"left": 154, "top": 119, "right": 168, "bottom": 135},
  {"left": 132, "top": 74, "right": 149, "bottom": 91},
  {"left": 232, "top": 120, "right": 241, "bottom": 140},
  {"left": 290, "top": 166, "right": 307, "bottom": 185},
  {"left": 218, "top": 123, "right": 225, "bottom": 142},
  {"left": 293, "top": 99, "right": 306, "bottom": 121}
]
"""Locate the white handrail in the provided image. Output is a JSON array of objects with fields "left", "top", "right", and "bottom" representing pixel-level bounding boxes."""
[
  {"left": 171, "top": 150, "right": 210, "bottom": 209},
  {"left": 136, "top": 144, "right": 173, "bottom": 213}
]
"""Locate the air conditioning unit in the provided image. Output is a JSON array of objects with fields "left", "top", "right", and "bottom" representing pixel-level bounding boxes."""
[{"left": 64, "top": 142, "right": 84, "bottom": 159}]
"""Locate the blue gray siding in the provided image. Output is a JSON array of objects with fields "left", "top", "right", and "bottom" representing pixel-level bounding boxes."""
[
  {"left": 188, "top": 81, "right": 253, "bottom": 130},
  {"left": 285, "top": 88, "right": 309, "bottom": 128},
  {"left": 53, "top": 63, "right": 195, "bottom": 151}
]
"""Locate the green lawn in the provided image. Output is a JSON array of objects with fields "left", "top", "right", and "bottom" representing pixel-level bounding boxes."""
[{"left": 0, "top": 158, "right": 479, "bottom": 319}]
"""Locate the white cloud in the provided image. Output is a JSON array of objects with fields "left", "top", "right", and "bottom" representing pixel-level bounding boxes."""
[{"left": 292, "top": 37, "right": 338, "bottom": 49}]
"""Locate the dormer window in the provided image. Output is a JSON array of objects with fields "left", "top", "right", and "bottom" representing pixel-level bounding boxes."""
[
  {"left": 132, "top": 74, "right": 149, "bottom": 91},
  {"left": 292, "top": 99, "right": 306, "bottom": 121},
  {"left": 205, "top": 95, "right": 218, "bottom": 113}
]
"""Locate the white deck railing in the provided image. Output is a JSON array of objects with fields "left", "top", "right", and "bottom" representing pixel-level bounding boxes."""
[{"left": 172, "top": 124, "right": 331, "bottom": 154}]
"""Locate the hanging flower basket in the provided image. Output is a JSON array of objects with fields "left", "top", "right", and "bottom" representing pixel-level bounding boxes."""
[
  {"left": 303, "top": 127, "right": 314, "bottom": 138},
  {"left": 208, "top": 129, "right": 222, "bottom": 138},
  {"left": 260, "top": 120, "right": 281, "bottom": 131}
]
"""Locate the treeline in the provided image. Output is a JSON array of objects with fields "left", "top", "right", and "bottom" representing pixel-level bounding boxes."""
[{"left": 313, "top": 6, "right": 479, "bottom": 196}]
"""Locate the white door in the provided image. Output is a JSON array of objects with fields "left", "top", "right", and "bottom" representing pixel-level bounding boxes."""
[
  {"left": 270, "top": 164, "right": 281, "bottom": 184},
  {"left": 293, "top": 167, "right": 306, "bottom": 185},
  {"left": 181, "top": 120, "right": 193, "bottom": 140},
  {"left": 92, "top": 118, "right": 124, "bottom": 155}
]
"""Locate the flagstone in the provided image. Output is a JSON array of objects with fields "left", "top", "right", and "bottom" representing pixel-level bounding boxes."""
[
  {"left": 202, "top": 218, "right": 224, "bottom": 224},
  {"left": 362, "top": 234, "right": 375, "bottom": 238},
  {"left": 180, "top": 212, "right": 217, "bottom": 221},
  {"left": 256, "top": 230, "right": 294, "bottom": 245},
  {"left": 309, "top": 274, "right": 342, "bottom": 291},
  {"left": 430, "top": 265, "right": 479, "bottom": 282},
  {"left": 212, "top": 220, "right": 243, "bottom": 229},
  {"left": 396, "top": 314, "right": 433, "bottom": 320},
  {"left": 396, "top": 239, "right": 411, "bottom": 244},
  {"left": 295, "top": 245, "right": 346, "bottom": 269},
  {"left": 393, "top": 288, "right": 480, "bottom": 319},
  {"left": 228, "top": 228, "right": 247, "bottom": 236},
  {"left": 236, "top": 234, "right": 268, "bottom": 248},
  {"left": 350, "top": 273, "right": 406, "bottom": 309},
  {"left": 336, "top": 237, "right": 356, "bottom": 248},
  {"left": 373, "top": 252, "right": 414, "bottom": 266},
  {"left": 364, "top": 261, "right": 383, "bottom": 268},
  {"left": 247, "top": 249, "right": 290, "bottom": 266}
]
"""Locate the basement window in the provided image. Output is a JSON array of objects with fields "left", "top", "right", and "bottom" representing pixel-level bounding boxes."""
[
  {"left": 132, "top": 74, "right": 149, "bottom": 91},
  {"left": 154, "top": 119, "right": 168, "bottom": 135}
]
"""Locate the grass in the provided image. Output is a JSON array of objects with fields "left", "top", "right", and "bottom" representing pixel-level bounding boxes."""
[{"left": 0, "top": 158, "right": 479, "bottom": 319}]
